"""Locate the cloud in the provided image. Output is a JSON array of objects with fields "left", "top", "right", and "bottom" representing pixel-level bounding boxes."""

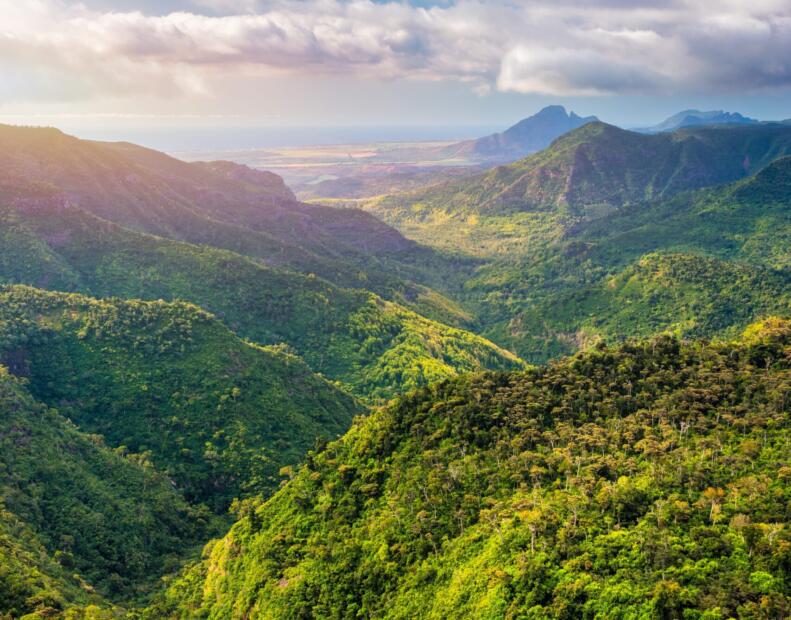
[
  {"left": 0, "top": 0, "right": 790, "bottom": 103},
  {"left": 498, "top": 47, "right": 671, "bottom": 97}
]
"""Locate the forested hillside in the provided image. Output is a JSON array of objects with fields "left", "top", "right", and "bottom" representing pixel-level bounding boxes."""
[
  {"left": 464, "top": 155, "right": 791, "bottom": 360},
  {"left": 2, "top": 0, "right": 790, "bottom": 617},
  {"left": 150, "top": 319, "right": 791, "bottom": 619},
  {"left": 369, "top": 122, "right": 791, "bottom": 224},
  {"left": 0, "top": 120, "right": 788, "bottom": 620},
  {"left": 502, "top": 252, "right": 791, "bottom": 360},
  {"left": 0, "top": 124, "right": 466, "bottom": 322},
  {"left": 0, "top": 200, "right": 522, "bottom": 402},
  {"left": 0, "top": 285, "right": 360, "bottom": 510},
  {"left": 0, "top": 125, "right": 520, "bottom": 616},
  {"left": 0, "top": 365, "right": 210, "bottom": 615},
  {"left": 357, "top": 129, "right": 791, "bottom": 363},
  {"left": 0, "top": 284, "right": 368, "bottom": 614}
]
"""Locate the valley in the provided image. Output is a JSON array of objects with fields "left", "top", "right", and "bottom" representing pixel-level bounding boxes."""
[
  {"left": 2, "top": 1, "right": 790, "bottom": 617},
  {"left": 356, "top": 122, "right": 791, "bottom": 362},
  {"left": 0, "top": 113, "right": 789, "bottom": 619},
  {"left": 173, "top": 139, "right": 483, "bottom": 202},
  {"left": 149, "top": 317, "right": 791, "bottom": 619}
]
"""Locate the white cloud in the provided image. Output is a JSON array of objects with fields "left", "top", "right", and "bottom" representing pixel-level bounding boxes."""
[{"left": 0, "top": 0, "right": 789, "bottom": 103}]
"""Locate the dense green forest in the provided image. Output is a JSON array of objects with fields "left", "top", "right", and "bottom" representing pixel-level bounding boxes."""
[
  {"left": 150, "top": 319, "right": 791, "bottom": 619},
  {"left": 0, "top": 364, "right": 208, "bottom": 614},
  {"left": 0, "top": 202, "right": 522, "bottom": 402},
  {"left": 367, "top": 122, "right": 791, "bottom": 224},
  {"left": 0, "top": 121, "right": 789, "bottom": 619},
  {"left": 0, "top": 123, "right": 473, "bottom": 325},
  {"left": 0, "top": 285, "right": 362, "bottom": 616},
  {"left": 0, "top": 285, "right": 360, "bottom": 509},
  {"left": 466, "top": 155, "right": 791, "bottom": 360},
  {"left": 359, "top": 145, "right": 791, "bottom": 362}
]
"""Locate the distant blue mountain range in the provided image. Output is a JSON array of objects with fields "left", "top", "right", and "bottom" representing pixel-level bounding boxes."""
[{"left": 635, "top": 109, "right": 760, "bottom": 133}]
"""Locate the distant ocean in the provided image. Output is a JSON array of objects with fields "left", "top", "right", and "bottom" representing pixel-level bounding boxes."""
[{"left": 60, "top": 124, "right": 505, "bottom": 152}]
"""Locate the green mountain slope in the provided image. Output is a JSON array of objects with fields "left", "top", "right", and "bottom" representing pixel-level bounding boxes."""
[
  {"left": 0, "top": 365, "right": 210, "bottom": 613},
  {"left": 0, "top": 201, "right": 523, "bottom": 402},
  {"left": 0, "top": 504, "right": 111, "bottom": 619},
  {"left": 502, "top": 252, "right": 791, "bottom": 361},
  {"left": 361, "top": 142, "right": 791, "bottom": 364},
  {"left": 369, "top": 122, "right": 791, "bottom": 228},
  {"left": 0, "top": 285, "right": 360, "bottom": 510},
  {"left": 0, "top": 124, "right": 468, "bottom": 325},
  {"left": 564, "top": 152, "right": 791, "bottom": 270},
  {"left": 148, "top": 319, "right": 791, "bottom": 620},
  {"left": 470, "top": 156, "right": 791, "bottom": 359}
]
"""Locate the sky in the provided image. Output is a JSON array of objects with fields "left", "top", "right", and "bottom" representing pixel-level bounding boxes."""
[{"left": 1, "top": 0, "right": 790, "bottom": 147}]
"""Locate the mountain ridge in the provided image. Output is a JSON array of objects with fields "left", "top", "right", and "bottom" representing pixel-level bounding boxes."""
[
  {"left": 636, "top": 109, "right": 760, "bottom": 133},
  {"left": 1, "top": 117, "right": 790, "bottom": 618},
  {"left": 359, "top": 137, "right": 791, "bottom": 363},
  {"left": 0, "top": 123, "right": 469, "bottom": 324},
  {"left": 0, "top": 284, "right": 361, "bottom": 508},
  {"left": 367, "top": 121, "right": 791, "bottom": 225}
]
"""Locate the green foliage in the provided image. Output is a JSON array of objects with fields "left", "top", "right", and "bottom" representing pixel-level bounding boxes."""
[
  {"left": 0, "top": 207, "right": 79, "bottom": 291},
  {"left": 369, "top": 122, "right": 791, "bottom": 223},
  {"left": 363, "top": 147, "right": 791, "bottom": 364},
  {"left": 1, "top": 121, "right": 790, "bottom": 620},
  {"left": 497, "top": 253, "right": 791, "bottom": 362},
  {"left": 0, "top": 501, "right": 97, "bottom": 619},
  {"left": 0, "top": 122, "right": 472, "bottom": 328},
  {"left": 0, "top": 365, "right": 208, "bottom": 613},
  {"left": 152, "top": 320, "right": 791, "bottom": 619},
  {"left": 0, "top": 205, "right": 523, "bottom": 402},
  {"left": 0, "top": 285, "right": 360, "bottom": 511},
  {"left": 473, "top": 157, "right": 791, "bottom": 360}
]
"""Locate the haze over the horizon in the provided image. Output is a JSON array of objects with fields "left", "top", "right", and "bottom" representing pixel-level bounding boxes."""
[{"left": 1, "top": 0, "right": 790, "bottom": 148}]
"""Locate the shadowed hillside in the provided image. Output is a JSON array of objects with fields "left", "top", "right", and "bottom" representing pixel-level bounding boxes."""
[
  {"left": 0, "top": 124, "right": 471, "bottom": 324},
  {"left": 0, "top": 363, "right": 212, "bottom": 611}
]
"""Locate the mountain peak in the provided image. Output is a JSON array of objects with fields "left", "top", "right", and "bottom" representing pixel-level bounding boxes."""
[
  {"left": 533, "top": 104, "right": 568, "bottom": 116},
  {"left": 446, "top": 105, "right": 598, "bottom": 161},
  {"left": 510, "top": 105, "right": 595, "bottom": 128}
]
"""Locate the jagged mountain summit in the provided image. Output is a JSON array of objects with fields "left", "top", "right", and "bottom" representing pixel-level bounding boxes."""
[
  {"left": 635, "top": 109, "right": 760, "bottom": 133},
  {"left": 444, "top": 105, "right": 597, "bottom": 162}
]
